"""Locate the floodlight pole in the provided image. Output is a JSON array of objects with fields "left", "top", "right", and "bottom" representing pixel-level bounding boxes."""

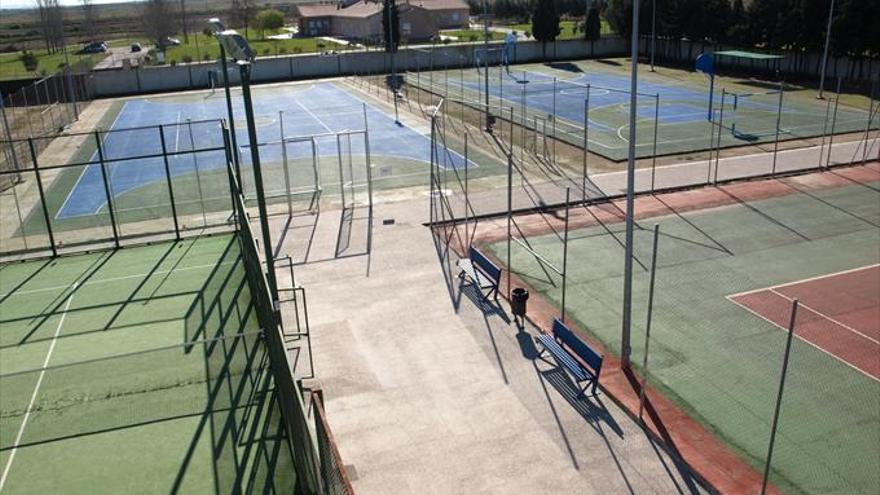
[
  {"left": 218, "top": 43, "right": 242, "bottom": 182},
  {"left": 238, "top": 61, "right": 279, "bottom": 304},
  {"left": 818, "top": 0, "right": 835, "bottom": 99},
  {"left": 621, "top": 0, "right": 641, "bottom": 368}
]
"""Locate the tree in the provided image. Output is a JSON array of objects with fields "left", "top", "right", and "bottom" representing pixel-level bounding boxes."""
[
  {"left": 35, "top": 0, "right": 64, "bottom": 54},
  {"left": 531, "top": 0, "right": 560, "bottom": 58},
  {"left": 381, "top": 0, "right": 400, "bottom": 52},
  {"left": 80, "top": 0, "right": 98, "bottom": 41},
  {"left": 179, "top": 0, "right": 188, "bottom": 43},
  {"left": 253, "top": 9, "right": 285, "bottom": 40},
  {"left": 143, "top": 0, "right": 174, "bottom": 52},
  {"left": 605, "top": 0, "right": 632, "bottom": 39},
  {"left": 231, "top": 0, "right": 255, "bottom": 38},
  {"left": 584, "top": 2, "right": 602, "bottom": 57}
]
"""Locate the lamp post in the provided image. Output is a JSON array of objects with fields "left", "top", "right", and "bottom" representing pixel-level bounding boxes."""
[
  {"left": 209, "top": 19, "right": 241, "bottom": 182},
  {"left": 213, "top": 26, "right": 279, "bottom": 304}
]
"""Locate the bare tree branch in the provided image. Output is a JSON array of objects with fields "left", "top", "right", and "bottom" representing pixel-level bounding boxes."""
[
  {"left": 143, "top": 0, "right": 174, "bottom": 50},
  {"left": 80, "top": 0, "right": 99, "bottom": 41}
]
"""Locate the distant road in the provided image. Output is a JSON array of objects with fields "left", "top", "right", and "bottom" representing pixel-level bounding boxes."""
[{"left": 94, "top": 45, "right": 150, "bottom": 70}]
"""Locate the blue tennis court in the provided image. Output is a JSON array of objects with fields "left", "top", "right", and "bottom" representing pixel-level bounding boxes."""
[
  {"left": 417, "top": 65, "right": 874, "bottom": 160},
  {"left": 57, "top": 82, "right": 469, "bottom": 219}
]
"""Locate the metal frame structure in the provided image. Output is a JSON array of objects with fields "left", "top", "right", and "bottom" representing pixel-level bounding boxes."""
[{"left": 0, "top": 119, "right": 232, "bottom": 262}]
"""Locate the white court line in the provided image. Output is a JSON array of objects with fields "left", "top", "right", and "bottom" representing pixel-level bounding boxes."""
[
  {"left": 726, "top": 292, "right": 879, "bottom": 383},
  {"left": 55, "top": 102, "right": 128, "bottom": 220},
  {"left": 0, "top": 260, "right": 236, "bottom": 299},
  {"left": 294, "top": 99, "right": 334, "bottom": 134},
  {"left": 769, "top": 288, "right": 879, "bottom": 345},
  {"left": 727, "top": 264, "right": 880, "bottom": 298},
  {"left": 0, "top": 283, "right": 78, "bottom": 491}
]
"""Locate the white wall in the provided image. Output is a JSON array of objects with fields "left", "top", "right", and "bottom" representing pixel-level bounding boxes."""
[{"left": 91, "top": 38, "right": 629, "bottom": 97}]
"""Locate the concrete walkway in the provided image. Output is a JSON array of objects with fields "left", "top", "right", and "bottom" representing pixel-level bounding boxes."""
[{"left": 275, "top": 198, "right": 711, "bottom": 494}]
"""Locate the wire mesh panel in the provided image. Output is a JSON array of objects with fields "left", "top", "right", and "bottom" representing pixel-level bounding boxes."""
[
  {"left": 0, "top": 120, "right": 234, "bottom": 261},
  {"left": 231, "top": 163, "right": 324, "bottom": 494},
  {"left": 0, "top": 169, "right": 52, "bottom": 258},
  {"left": 313, "top": 393, "right": 356, "bottom": 495}
]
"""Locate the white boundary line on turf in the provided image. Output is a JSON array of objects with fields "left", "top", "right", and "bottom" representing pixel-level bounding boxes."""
[
  {"left": 0, "top": 282, "right": 78, "bottom": 491},
  {"left": 0, "top": 260, "right": 236, "bottom": 299},
  {"left": 725, "top": 291, "right": 880, "bottom": 383},
  {"left": 727, "top": 264, "right": 880, "bottom": 298},
  {"left": 55, "top": 102, "right": 129, "bottom": 220}
]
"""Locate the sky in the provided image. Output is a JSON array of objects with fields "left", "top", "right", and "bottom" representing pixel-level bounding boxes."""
[{"left": 0, "top": 0, "right": 141, "bottom": 9}]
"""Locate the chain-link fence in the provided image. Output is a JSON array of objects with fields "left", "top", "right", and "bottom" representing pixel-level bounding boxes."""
[
  {"left": 0, "top": 119, "right": 235, "bottom": 262},
  {"left": 1, "top": 72, "right": 94, "bottom": 192}
]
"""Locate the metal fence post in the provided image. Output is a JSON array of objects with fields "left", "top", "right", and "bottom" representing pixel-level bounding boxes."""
[
  {"left": 94, "top": 131, "right": 120, "bottom": 247},
  {"left": 712, "top": 89, "right": 727, "bottom": 184},
  {"left": 507, "top": 152, "right": 513, "bottom": 300},
  {"left": 771, "top": 83, "right": 784, "bottom": 175},
  {"left": 187, "top": 119, "right": 208, "bottom": 226},
  {"left": 638, "top": 224, "right": 660, "bottom": 421},
  {"left": 861, "top": 79, "right": 876, "bottom": 165},
  {"left": 158, "top": 125, "right": 181, "bottom": 240},
  {"left": 561, "top": 188, "right": 570, "bottom": 323},
  {"left": 761, "top": 299, "right": 800, "bottom": 495},
  {"left": 651, "top": 93, "right": 660, "bottom": 192},
  {"left": 583, "top": 87, "right": 591, "bottom": 201},
  {"left": 27, "top": 138, "right": 56, "bottom": 256},
  {"left": 825, "top": 77, "right": 842, "bottom": 168}
]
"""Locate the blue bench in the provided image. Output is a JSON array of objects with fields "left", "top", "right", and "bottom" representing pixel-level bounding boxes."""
[
  {"left": 536, "top": 318, "right": 604, "bottom": 397},
  {"left": 457, "top": 247, "right": 501, "bottom": 302}
]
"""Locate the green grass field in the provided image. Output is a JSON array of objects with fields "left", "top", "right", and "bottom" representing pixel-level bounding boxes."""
[
  {"left": 487, "top": 177, "right": 880, "bottom": 494},
  {"left": 0, "top": 235, "right": 298, "bottom": 493},
  {"left": 502, "top": 20, "right": 614, "bottom": 40},
  {"left": 0, "top": 50, "right": 105, "bottom": 81},
  {"left": 157, "top": 32, "right": 344, "bottom": 65}
]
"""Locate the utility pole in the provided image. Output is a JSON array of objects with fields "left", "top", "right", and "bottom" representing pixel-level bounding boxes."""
[{"left": 818, "top": 0, "right": 835, "bottom": 99}]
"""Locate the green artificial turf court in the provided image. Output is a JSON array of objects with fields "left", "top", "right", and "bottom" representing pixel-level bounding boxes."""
[
  {"left": 487, "top": 177, "right": 880, "bottom": 494},
  {"left": 0, "top": 235, "right": 297, "bottom": 493}
]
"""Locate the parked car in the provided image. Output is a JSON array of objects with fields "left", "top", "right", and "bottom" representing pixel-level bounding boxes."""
[
  {"left": 80, "top": 41, "right": 108, "bottom": 54},
  {"left": 131, "top": 43, "right": 142, "bottom": 53},
  {"left": 158, "top": 37, "right": 181, "bottom": 48}
]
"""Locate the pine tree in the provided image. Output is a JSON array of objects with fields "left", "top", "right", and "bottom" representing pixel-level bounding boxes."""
[{"left": 532, "top": 0, "right": 561, "bottom": 58}]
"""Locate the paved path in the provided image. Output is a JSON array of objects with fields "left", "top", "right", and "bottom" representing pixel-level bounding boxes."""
[
  {"left": 94, "top": 45, "right": 149, "bottom": 70},
  {"left": 274, "top": 199, "right": 711, "bottom": 494}
]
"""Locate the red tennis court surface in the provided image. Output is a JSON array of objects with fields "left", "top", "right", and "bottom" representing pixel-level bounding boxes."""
[{"left": 729, "top": 265, "right": 880, "bottom": 381}]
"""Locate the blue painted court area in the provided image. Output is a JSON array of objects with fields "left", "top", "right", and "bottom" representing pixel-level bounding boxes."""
[
  {"left": 58, "top": 83, "right": 465, "bottom": 219},
  {"left": 472, "top": 69, "right": 713, "bottom": 128}
]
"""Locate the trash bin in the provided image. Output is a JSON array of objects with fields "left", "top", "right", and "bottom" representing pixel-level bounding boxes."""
[{"left": 511, "top": 288, "right": 529, "bottom": 318}]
